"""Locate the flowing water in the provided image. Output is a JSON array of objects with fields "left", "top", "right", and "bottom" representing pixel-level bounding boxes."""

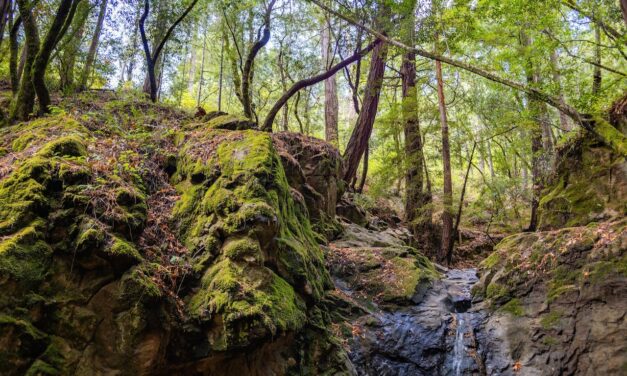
[{"left": 346, "top": 268, "right": 488, "bottom": 376}]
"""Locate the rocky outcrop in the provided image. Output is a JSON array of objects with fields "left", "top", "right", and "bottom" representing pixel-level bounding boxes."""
[
  {"left": 474, "top": 219, "right": 627, "bottom": 375},
  {"left": 0, "top": 100, "right": 352, "bottom": 375},
  {"left": 272, "top": 131, "right": 344, "bottom": 240}
]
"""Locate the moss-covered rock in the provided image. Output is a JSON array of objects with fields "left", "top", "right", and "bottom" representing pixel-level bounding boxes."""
[
  {"left": 538, "top": 131, "right": 626, "bottom": 230},
  {"left": 0, "top": 101, "right": 352, "bottom": 375}
]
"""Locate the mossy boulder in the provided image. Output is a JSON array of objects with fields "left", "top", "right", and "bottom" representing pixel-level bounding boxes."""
[
  {"left": 173, "top": 124, "right": 333, "bottom": 350},
  {"left": 538, "top": 131, "right": 626, "bottom": 230},
  {"left": 0, "top": 100, "right": 351, "bottom": 375}
]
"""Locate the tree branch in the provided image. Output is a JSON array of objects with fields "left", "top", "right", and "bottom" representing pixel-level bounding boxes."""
[
  {"left": 261, "top": 39, "right": 379, "bottom": 131},
  {"left": 306, "top": 0, "right": 626, "bottom": 156}
]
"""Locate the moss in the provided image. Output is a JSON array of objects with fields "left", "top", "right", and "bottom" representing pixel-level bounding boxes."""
[
  {"left": 547, "top": 266, "right": 579, "bottom": 301},
  {"left": 540, "top": 310, "right": 562, "bottom": 329},
  {"left": 481, "top": 251, "right": 501, "bottom": 269},
  {"left": 0, "top": 220, "right": 52, "bottom": 285},
  {"left": 37, "top": 136, "right": 87, "bottom": 158},
  {"left": 0, "top": 157, "right": 51, "bottom": 235},
  {"left": 486, "top": 282, "right": 509, "bottom": 300},
  {"left": 222, "top": 237, "right": 263, "bottom": 263},
  {"left": 500, "top": 298, "right": 524, "bottom": 316},
  {"left": 542, "top": 336, "right": 559, "bottom": 346},
  {"left": 12, "top": 133, "right": 36, "bottom": 152},
  {"left": 106, "top": 237, "right": 143, "bottom": 263},
  {"left": 592, "top": 115, "right": 627, "bottom": 157},
  {"left": 119, "top": 264, "right": 163, "bottom": 304},
  {"left": 188, "top": 259, "right": 306, "bottom": 350},
  {"left": 588, "top": 253, "right": 627, "bottom": 283}
]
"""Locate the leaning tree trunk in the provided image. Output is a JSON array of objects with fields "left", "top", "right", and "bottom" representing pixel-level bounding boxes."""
[
  {"left": 343, "top": 40, "right": 388, "bottom": 182},
  {"left": 435, "top": 57, "right": 454, "bottom": 264},
  {"left": 321, "top": 16, "right": 339, "bottom": 146},
  {"left": 32, "top": 0, "right": 76, "bottom": 115},
  {"left": 79, "top": 0, "right": 108, "bottom": 91}
]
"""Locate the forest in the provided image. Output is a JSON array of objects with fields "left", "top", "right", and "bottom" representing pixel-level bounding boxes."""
[{"left": 0, "top": 0, "right": 625, "bottom": 375}]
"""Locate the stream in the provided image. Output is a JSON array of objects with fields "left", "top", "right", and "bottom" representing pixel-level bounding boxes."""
[{"left": 345, "top": 268, "right": 492, "bottom": 376}]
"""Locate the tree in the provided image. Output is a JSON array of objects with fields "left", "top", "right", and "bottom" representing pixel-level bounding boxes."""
[
  {"left": 10, "top": 0, "right": 81, "bottom": 121},
  {"left": 435, "top": 44, "right": 453, "bottom": 264},
  {"left": 79, "top": 0, "right": 108, "bottom": 90},
  {"left": 307, "top": 0, "right": 627, "bottom": 157},
  {"left": 140, "top": 0, "right": 199, "bottom": 102},
  {"left": 262, "top": 40, "right": 378, "bottom": 132},
  {"left": 401, "top": 0, "right": 431, "bottom": 242},
  {"left": 321, "top": 14, "right": 339, "bottom": 146}
]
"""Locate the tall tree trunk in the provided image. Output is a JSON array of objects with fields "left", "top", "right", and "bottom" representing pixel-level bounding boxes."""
[
  {"left": 79, "top": 0, "right": 107, "bottom": 91},
  {"left": 9, "top": 14, "right": 21, "bottom": 94},
  {"left": 621, "top": 0, "right": 627, "bottom": 28},
  {"left": 402, "top": 0, "right": 430, "bottom": 237},
  {"left": 487, "top": 140, "right": 495, "bottom": 177},
  {"left": 0, "top": 0, "right": 11, "bottom": 51},
  {"left": 592, "top": 22, "right": 602, "bottom": 95},
  {"left": 196, "top": 14, "right": 208, "bottom": 107},
  {"left": 343, "top": 40, "right": 387, "bottom": 182},
  {"left": 521, "top": 32, "right": 548, "bottom": 232},
  {"left": 240, "top": 0, "right": 276, "bottom": 119},
  {"left": 126, "top": 2, "right": 141, "bottom": 82},
  {"left": 10, "top": 0, "right": 39, "bottom": 121},
  {"left": 321, "top": 16, "right": 339, "bottom": 146},
  {"left": 59, "top": 0, "right": 89, "bottom": 92},
  {"left": 549, "top": 48, "right": 572, "bottom": 131},
  {"left": 357, "top": 143, "right": 368, "bottom": 193},
  {"left": 435, "top": 56, "right": 453, "bottom": 264}
]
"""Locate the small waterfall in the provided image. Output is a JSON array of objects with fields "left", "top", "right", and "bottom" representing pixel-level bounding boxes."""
[{"left": 452, "top": 313, "right": 468, "bottom": 376}]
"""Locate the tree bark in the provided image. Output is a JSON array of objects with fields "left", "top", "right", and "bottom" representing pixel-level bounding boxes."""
[
  {"left": 357, "top": 143, "right": 368, "bottom": 193},
  {"left": 31, "top": 0, "right": 77, "bottom": 114},
  {"left": 592, "top": 22, "right": 602, "bottom": 95},
  {"left": 262, "top": 40, "right": 378, "bottom": 132},
  {"left": 343, "top": 39, "right": 387, "bottom": 182},
  {"left": 79, "top": 0, "right": 107, "bottom": 91},
  {"left": 435, "top": 56, "right": 453, "bottom": 264},
  {"left": 9, "top": 14, "right": 20, "bottom": 93},
  {"left": 10, "top": 0, "right": 38, "bottom": 121},
  {"left": 621, "top": 0, "right": 627, "bottom": 26},
  {"left": 321, "top": 16, "right": 339, "bottom": 146},
  {"left": 0, "top": 0, "right": 11, "bottom": 51},
  {"left": 241, "top": 0, "right": 276, "bottom": 118},
  {"left": 549, "top": 48, "right": 572, "bottom": 131},
  {"left": 402, "top": 0, "right": 430, "bottom": 237}
]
